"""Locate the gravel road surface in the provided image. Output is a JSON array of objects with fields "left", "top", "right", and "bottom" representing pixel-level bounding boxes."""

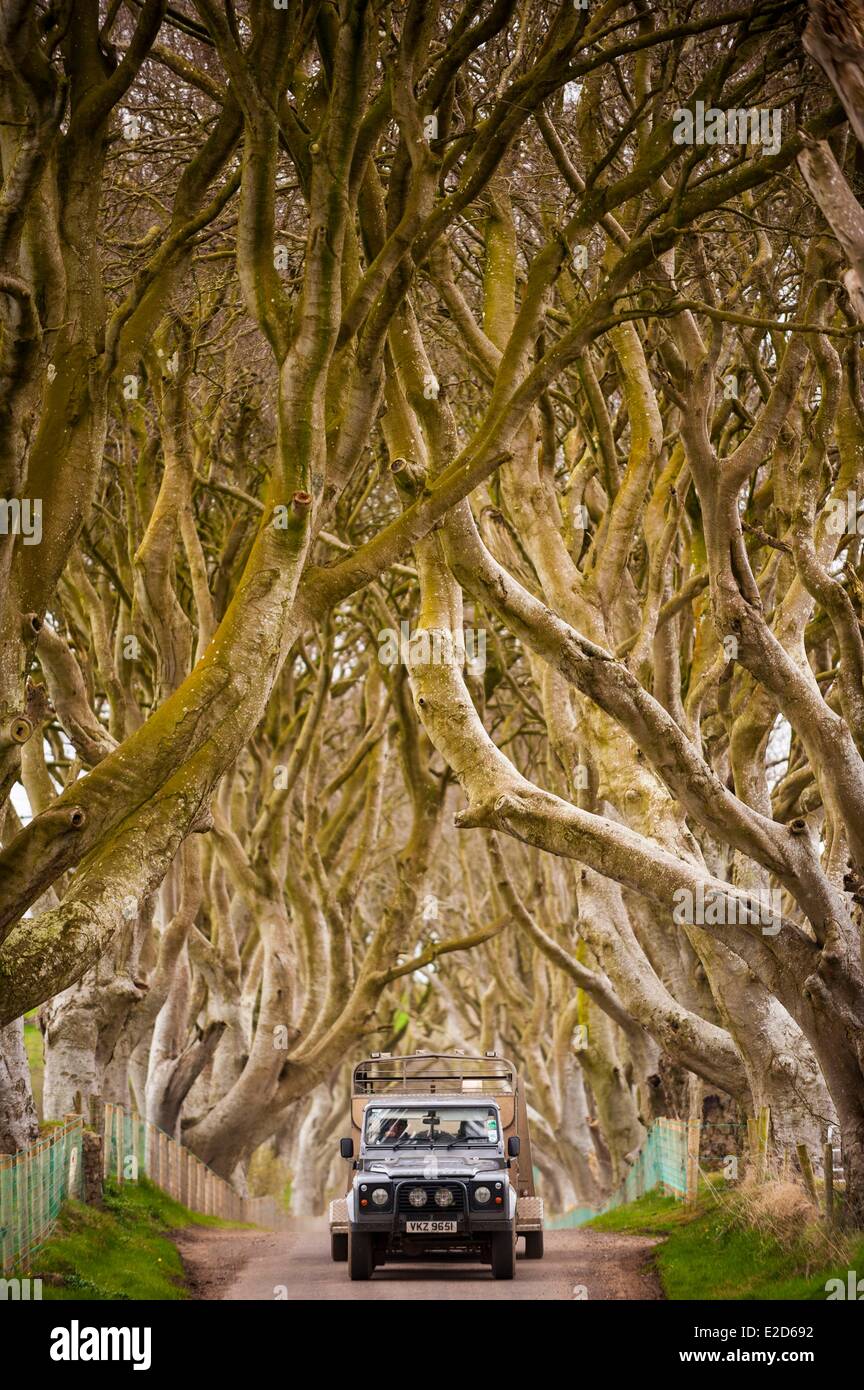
[{"left": 174, "top": 1224, "right": 663, "bottom": 1301}]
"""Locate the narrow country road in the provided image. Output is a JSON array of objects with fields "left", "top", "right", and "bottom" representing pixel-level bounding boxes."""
[{"left": 174, "top": 1224, "right": 663, "bottom": 1301}]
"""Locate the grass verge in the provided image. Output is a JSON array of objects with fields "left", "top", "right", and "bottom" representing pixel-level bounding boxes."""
[
  {"left": 27, "top": 1177, "right": 248, "bottom": 1300},
  {"left": 587, "top": 1187, "right": 864, "bottom": 1300}
]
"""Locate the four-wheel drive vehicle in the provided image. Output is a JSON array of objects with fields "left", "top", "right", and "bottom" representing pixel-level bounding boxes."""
[{"left": 329, "top": 1051, "right": 544, "bottom": 1281}]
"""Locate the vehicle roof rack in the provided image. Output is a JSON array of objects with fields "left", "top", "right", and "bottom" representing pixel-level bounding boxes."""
[{"left": 352, "top": 1051, "right": 516, "bottom": 1097}]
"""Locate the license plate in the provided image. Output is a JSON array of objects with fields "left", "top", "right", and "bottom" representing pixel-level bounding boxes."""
[{"left": 405, "top": 1219, "right": 457, "bottom": 1234}]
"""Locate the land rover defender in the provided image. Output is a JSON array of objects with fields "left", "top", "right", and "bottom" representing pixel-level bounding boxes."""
[{"left": 329, "top": 1051, "right": 544, "bottom": 1281}]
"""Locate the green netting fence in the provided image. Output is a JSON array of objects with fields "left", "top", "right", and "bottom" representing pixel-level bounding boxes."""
[
  {"left": 101, "top": 1101, "right": 253, "bottom": 1222},
  {"left": 548, "top": 1117, "right": 694, "bottom": 1229},
  {"left": 0, "top": 1117, "right": 83, "bottom": 1274},
  {"left": 101, "top": 1103, "right": 288, "bottom": 1230},
  {"left": 1, "top": 1104, "right": 288, "bottom": 1274}
]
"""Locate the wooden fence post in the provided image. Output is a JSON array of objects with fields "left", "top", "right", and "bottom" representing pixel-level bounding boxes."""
[
  {"left": 115, "top": 1105, "right": 124, "bottom": 1182},
  {"left": 823, "top": 1142, "right": 835, "bottom": 1227},
  {"left": 82, "top": 1131, "right": 104, "bottom": 1206},
  {"left": 685, "top": 1123, "right": 700, "bottom": 1203},
  {"left": 0, "top": 1154, "right": 12, "bottom": 1274},
  {"left": 746, "top": 1114, "right": 757, "bottom": 1171},
  {"left": 103, "top": 1104, "right": 111, "bottom": 1179},
  {"left": 685, "top": 1075, "right": 703, "bottom": 1203},
  {"left": 754, "top": 1107, "right": 771, "bottom": 1185},
  {"left": 797, "top": 1143, "right": 818, "bottom": 1206}
]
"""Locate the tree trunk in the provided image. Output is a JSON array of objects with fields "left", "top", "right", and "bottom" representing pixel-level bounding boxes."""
[
  {"left": 290, "top": 1088, "right": 332, "bottom": 1217},
  {"left": 41, "top": 989, "right": 100, "bottom": 1120},
  {"left": 0, "top": 1017, "right": 38, "bottom": 1152}
]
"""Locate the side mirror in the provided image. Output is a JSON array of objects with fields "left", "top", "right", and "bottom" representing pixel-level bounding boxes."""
[
  {"left": 507, "top": 1136, "right": 521, "bottom": 1158},
  {"left": 340, "top": 1137, "right": 354, "bottom": 1159}
]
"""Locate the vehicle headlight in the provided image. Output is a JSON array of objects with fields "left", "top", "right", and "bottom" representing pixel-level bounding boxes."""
[
  {"left": 371, "top": 1187, "right": 388, "bottom": 1206},
  {"left": 474, "top": 1185, "right": 491, "bottom": 1204},
  {"left": 409, "top": 1187, "right": 427, "bottom": 1207},
  {"left": 434, "top": 1188, "right": 454, "bottom": 1208}
]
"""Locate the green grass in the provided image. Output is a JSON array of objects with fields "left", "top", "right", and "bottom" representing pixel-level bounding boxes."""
[
  {"left": 587, "top": 1190, "right": 864, "bottom": 1300},
  {"left": 28, "top": 1177, "right": 247, "bottom": 1301}
]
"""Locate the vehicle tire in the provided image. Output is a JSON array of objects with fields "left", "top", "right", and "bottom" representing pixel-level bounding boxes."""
[
  {"left": 523, "top": 1230, "right": 544, "bottom": 1259},
  {"left": 331, "top": 1231, "right": 348, "bottom": 1262},
  {"left": 491, "top": 1227, "right": 516, "bottom": 1280},
  {"left": 348, "top": 1229, "right": 373, "bottom": 1281}
]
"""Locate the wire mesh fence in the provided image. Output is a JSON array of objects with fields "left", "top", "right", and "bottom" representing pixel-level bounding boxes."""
[
  {"left": 1, "top": 1104, "right": 288, "bottom": 1274},
  {"left": 101, "top": 1103, "right": 288, "bottom": 1229},
  {"left": 549, "top": 1103, "right": 847, "bottom": 1233},
  {"left": 0, "top": 1117, "right": 83, "bottom": 1274},
  {"left": 548, "top": 1118, "right": 696, "bottom": 1229}
]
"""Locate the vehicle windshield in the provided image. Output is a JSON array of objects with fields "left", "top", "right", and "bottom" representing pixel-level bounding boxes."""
[{"left": 364, "top": 1105, "right": 500, "bottom": 1147}]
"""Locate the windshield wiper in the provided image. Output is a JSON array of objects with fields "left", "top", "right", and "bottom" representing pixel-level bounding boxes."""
[{"left": 444, "top": 1136, "right": 491, "bottom": 1148}]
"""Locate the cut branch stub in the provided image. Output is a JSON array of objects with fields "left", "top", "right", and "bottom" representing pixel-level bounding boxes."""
[
  {"left": 390, "top": 457, "right": 427, "bottom": 496},
  {"left": 6, "top": 715, "right": 33, "bottom": 746}
]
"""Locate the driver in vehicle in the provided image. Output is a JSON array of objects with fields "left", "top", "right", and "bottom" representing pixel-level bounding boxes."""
[{"left": 378, "top": 1117, "right": 408, "bottom": 1143}]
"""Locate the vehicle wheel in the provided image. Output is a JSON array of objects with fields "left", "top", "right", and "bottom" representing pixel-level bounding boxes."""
[
  {"left": 523, "top": 1230, "right": 544, "bottom": 1259},
  {"left": 491, "top": 1227, "right": 516, "bottom": 1280},
  {"left": 331, "top": 1231, "right": 348, "bottom": 1262},
  {"left": 348, "top": 1229, "right": 373, "bottom": 1281}
]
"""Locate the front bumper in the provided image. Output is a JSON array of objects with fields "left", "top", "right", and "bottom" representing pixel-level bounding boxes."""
[
  {"left": 349, "top": 1179, "right": 514, "bottom": 1238},
  {"left": 350, "top": 1212, "right": 512, "bottom": 1235}
]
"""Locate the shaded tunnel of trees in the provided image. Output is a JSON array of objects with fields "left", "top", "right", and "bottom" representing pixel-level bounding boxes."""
[{"left": 1, "top": 0, "right": 864, "bottom": 1222}]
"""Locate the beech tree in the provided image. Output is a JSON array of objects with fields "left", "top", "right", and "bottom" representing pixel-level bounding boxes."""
[{"left": 1, "top": 0, "right": 864, "bottom": 1220}]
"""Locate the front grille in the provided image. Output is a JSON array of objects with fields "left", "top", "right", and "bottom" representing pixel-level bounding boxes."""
[{"left": 397, "top": 1182, "right": 466, "bottom": 1213}]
